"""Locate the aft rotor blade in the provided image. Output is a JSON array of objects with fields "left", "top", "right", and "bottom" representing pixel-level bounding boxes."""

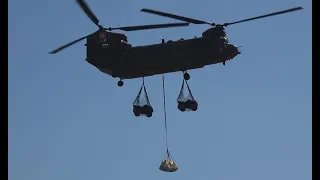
[
  {"left": 141, "top": 8, "right": 213, "bottom": 25},
  {"left": 108, "top": 22, "right": 190, "bottom": 31},
  {"left": 49, "top": 34, "right": 91, "bottom": 54},
  {"left": 223, "top": 7, "right": 303, "bottom": 26},
  {"left": 76, "top": 0, "right": 100, "bottom": 27}
]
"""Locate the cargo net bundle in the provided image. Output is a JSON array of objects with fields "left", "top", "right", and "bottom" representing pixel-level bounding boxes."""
[
  {"left": 132, "top": 78, "right": 153, "bottom": 117},
  {"left": 177, "top": 79, "right": 198, "bottom": 112},
  {"left": 159, "top": 74, "right": 178, "bottom": 173},
  {"left": 159, "top": 149, "right": 178, "bottom": 172}
]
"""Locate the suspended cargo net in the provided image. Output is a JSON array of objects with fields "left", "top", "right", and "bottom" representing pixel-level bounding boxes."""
[
  {"left": 177, "top": 79, "right": 198, "bottom": 112},
  {"left": 159, "top": 74, "right": 178, "bottom": 172},
  {"left": 132, "top": 78, "right": 153, "bottom": 117},
  {"left": 159, "top": 149, "right": 178, "bottom": 172}
]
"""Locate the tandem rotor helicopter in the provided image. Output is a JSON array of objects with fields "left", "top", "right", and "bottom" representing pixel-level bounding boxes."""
[{"left": 49, "top": 0, "right": 303, "bottom": 87}]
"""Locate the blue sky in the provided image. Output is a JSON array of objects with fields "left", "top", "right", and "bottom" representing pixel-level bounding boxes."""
[{"left": 9, "top": 0, "right": 311, "bottom": 180}]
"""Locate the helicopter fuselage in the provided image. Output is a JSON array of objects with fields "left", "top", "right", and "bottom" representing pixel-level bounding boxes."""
[
  {"left": 86, "top": 30, "right": 240, "bottom": 79},
  {"left": 50, "top": 1, "right": 302, "bottom": 82}
]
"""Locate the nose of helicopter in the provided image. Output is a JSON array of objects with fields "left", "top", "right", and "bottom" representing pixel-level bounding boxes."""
[{"left": 228, "top": 44, "right": 241, "bottom": 59}]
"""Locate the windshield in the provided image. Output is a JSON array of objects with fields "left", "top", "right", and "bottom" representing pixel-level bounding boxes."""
[{"left": 221, "top": 37, "right": 231, "bottom": 44}]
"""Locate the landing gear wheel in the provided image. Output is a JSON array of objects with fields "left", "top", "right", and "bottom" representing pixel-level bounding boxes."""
[
  {"left": 117, "top": 80, "right": 124, "bottom": 87},
  {"left": 222, "top": 61, "right": 226, "bottom": 66},
  {"left": 183, "top": 73, "right": 190, "bottom": 80}
]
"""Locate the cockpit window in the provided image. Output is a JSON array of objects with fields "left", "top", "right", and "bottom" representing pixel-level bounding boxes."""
[
  {"left": 220, "top": 36, "right": 230, "bottom": 45},
  {"left": 224, "top": 37, "right": 230, "bottom": 43}
]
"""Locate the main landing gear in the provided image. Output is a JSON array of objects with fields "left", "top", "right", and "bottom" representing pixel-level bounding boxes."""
[
  {"left": 183, "top": 72, "right": 190, "bottom": 80},
  {"left": 117, "top": 79, "right": 124, "bottom": 87}
]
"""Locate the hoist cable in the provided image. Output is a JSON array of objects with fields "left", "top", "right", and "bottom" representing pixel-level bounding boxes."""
[{"left": 162, "top": 74, "right": 169, "bottom": 150}]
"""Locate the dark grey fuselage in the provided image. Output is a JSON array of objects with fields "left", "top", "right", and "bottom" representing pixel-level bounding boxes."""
[{"left": 86, "top": 31, "right": 239, "bottom": 79}]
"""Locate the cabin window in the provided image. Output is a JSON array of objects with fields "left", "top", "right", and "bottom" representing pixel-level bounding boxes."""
[
  {"left": 101, "top": 44, "right": 108, "bottom": 48},
  {"left": 99, "top": 32, "right": 107, "bottom": 42}
]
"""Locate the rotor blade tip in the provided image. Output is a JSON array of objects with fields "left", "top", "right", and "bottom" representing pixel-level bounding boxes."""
[{"left": 294, "top": 6, "right": 303, "bottom": 10}]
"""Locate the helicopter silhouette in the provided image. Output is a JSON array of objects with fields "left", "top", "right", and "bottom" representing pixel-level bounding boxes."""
[{"left": 49, "top": 0, "right": 303, "bottom": 87}]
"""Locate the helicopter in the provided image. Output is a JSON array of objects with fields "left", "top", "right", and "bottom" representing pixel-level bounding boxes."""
[{"left": 49, "top": 0, "right": 303, "bottom": 87}]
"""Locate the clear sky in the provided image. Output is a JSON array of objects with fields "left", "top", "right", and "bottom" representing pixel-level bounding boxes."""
[{"left": 8, "top": 0, "right": 312, "bottom": 180}]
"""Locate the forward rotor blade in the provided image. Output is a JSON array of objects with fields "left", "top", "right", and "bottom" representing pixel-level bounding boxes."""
[
  {"left": 76, "top": 0, "right": 100, "bottom": 27},
  {"left": 108, "top": 22, "right": 190, "bottom": 31},
  {"left": 223, "top": 7, "right": 303, "bottom": 26},
  {"left": 141, "top": 8, "right": 212, "bottom": 25},
  {"left": 49, "top": 34, "right": 92, "bottom": 54}
]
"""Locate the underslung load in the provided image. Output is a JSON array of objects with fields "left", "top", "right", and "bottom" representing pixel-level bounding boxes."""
[
  {"left": 132, "top": 78, "right": 153, "bottom": 117},
  {"left": 159, "top": 149, "right": 178, "bottom": 172},
  {"left": 177, "top": 79, "right": 198, "bottom": 112},
  {"left": 159, "top": 74, "right": 178, "bottom": 172}
]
